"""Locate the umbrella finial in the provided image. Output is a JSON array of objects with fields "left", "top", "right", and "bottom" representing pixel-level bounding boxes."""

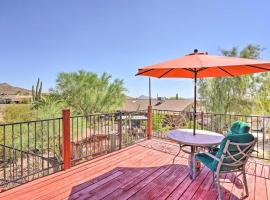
[{"left": 194, "top": 49, "right": 198, "bottom": 54}]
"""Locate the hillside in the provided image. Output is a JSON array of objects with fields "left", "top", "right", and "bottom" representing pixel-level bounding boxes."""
[{"left": 0, "top": 83, "right": 31, "bottom": 95}]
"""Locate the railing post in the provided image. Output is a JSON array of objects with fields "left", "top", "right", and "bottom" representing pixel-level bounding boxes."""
[
  {"left": 147, "top": 105, "right": 153, "bottom": 139},
  {"left": 62, "top": 109, "right": 71, "bottom": 170}
]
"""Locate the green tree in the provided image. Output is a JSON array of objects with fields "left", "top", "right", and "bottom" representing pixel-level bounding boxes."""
[
  {"left": 198, "top": 44, "right": 263, "bottom": 115},
  {"left": 35, "top": 93, "right": 65, "bottom": 118},
  {"left": 55, "top": 70, "right": 126, "bottom": 115},
  {"left": 254, "top": 72, "right": 270, "bottom": 115}
]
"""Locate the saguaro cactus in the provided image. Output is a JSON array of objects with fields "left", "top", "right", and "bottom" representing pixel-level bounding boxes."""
[{"left": 32, "top": 78, "right": 42, "bottom": 102}]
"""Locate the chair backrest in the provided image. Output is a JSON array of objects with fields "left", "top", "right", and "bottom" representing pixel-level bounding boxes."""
[
  {"left": 213, "top": 133, "right": 256, "bottom": 172},
  {"left": 227, "top": 121, "right": 250, "bottom": 135}
]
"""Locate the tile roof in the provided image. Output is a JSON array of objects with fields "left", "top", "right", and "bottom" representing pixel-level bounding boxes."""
[{"left": 121, "top": 98, "right": 196, "bottom": 112}]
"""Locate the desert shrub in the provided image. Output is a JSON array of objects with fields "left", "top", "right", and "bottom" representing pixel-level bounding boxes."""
[{"left": 3, "top": 104, "right": 36, "bottom": 123}]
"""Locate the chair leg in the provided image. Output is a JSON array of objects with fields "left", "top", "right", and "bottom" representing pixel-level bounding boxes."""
[
  {"left": 217, "top": 173, "right": 222, "bottom": 200},
  {"left": 173, "top": 144, "right": 181, "bottom": 164},
  {"left": 242, "top": 168, "right": 249, "bottom": 197},
  {"left": 212, "top": 172, "right": 215, "bottom": 185}
]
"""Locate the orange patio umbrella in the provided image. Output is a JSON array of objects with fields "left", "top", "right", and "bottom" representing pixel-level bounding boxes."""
[{"left": 136, "top": 49, "right": 270, "bottom": 135}]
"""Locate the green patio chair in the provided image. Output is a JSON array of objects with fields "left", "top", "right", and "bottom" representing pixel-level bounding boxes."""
[
  {"left": 195, "top": 133, "right": 256, "bottom": 200},
  {"left": 210, "top": 121, "right": 250, "bottom": 153}
]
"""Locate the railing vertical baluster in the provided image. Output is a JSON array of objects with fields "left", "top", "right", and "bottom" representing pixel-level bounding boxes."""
[
  {"left": 11, "top": 125, "right": 14, "bottom": 182},
  {"left": 263, "top": 117, "right": 265, "bottom": 159},
  {"left": 119, "top": 112, "right": 123, "bottom": 150},
  {"left": 76, "top": 117, "right": 78, "bottom": 145},
  {"left": 98, "top": 114, "right": 100, "bottom": 153},
  {"left": 41, "top": 121, "right": 44, "bottom": 175},
  {"left": 62, "top": 109, "right": 71, "bottom": 170},
  {"left": 58, "top": 119, "right": 61, "bottom": 162},
  {"left": 47, "top": 120, "right": 50, "bottom": 173},
  {"left": 71, "top": 117, "right": 73, "bottom": 151},
  {"left": 3, "top": 126, "right": 6, "bottom": 182},
  {"left": 86, "top": 116, "right": 88, "bottom": 158},
  {"left": 89, "top": 115, "right": 92, "bottom": 155},
  {"left": 93, "top": 115, "right": 96, "bottom": 154},
  {"left": 20, "top": 124, "right": 23, "bottom": 179},
  {"left": 211, "top": 113, "right": 213, "bottom": 131},
  {"left": 52, "top": 119, "right": 56, "bottom": 171},
  {"left": 27, "top": 123, "right": 30, "bottom": 181},
  {"left": 147, "top": 106, "right": 153, "bottom": 139},
  {"left": 200, "top": 111, "right": 204, "bottom": 130},
  {"left": 81, "top": 116, "right": 83, "bottom": 143},
  {"left": 256, "top": 116, "right": 259, "bottom": 158}
]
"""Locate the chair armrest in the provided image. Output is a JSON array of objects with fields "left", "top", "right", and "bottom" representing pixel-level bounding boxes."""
[{"left": 195, "top": 151, "right": 220, "bottom": 162}]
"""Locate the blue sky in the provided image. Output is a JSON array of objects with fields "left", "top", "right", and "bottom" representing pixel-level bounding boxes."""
[{"left": 0, "top": 0, "right": 269, "bottom": 98}]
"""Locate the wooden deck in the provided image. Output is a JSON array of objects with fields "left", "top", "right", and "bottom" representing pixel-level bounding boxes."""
[{"left": 1, "top": 139, "right": 270, "bottom": 200}]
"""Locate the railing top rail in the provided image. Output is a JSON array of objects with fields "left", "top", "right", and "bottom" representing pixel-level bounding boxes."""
[
  {"left": 70, "top": 110, "right": 147, "bottom": 118},
  {"left": 152, "top": 109, "right": 270, "bottom": 118},
  {"left": 0, "top": 110, "right": 148, "bottom": 126},
  {"left": 0, "top": 117, "right": 63, "bottom": 126}
]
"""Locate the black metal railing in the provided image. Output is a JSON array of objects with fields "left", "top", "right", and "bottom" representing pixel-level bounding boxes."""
[
  {"left": 0, "top": 118, "right": 63, "bottom": 190},
  {"left": 70, "top": 111, "right": 147, "bottom": 165},
  {"left": 0, "top": 110, "right": 147, "bottom": 190},
  {"left": 3, "top": 108, "right": 270, "bottom": 190},
  {"left": 152, "top": 109, "right": 270, "bottom": 160}
]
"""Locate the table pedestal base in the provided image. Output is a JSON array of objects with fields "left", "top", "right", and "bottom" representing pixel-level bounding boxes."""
[{"left": 173, "top": 144, "right": 201, "bottom": 180}]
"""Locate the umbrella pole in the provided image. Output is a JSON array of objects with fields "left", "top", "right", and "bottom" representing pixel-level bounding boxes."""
[
  {"left": 193, "top": 71, "right": 197, "bottom": 136},
  {"left": 149, "top": 77, "right": 151, "bottom": 106}
]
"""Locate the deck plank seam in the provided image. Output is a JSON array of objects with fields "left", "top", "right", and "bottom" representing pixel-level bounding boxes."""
[
  {"left": 101, "top": 152, "right": 176, "bottom": 200},
  {"left": 68, "top": 148, "right": 162, "bottom": 199},
  {"left": 37, "top": 147, "right": 158, "bottom": 200}
]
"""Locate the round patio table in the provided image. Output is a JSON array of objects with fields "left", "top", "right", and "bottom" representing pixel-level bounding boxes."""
[{"left": 168, "top": 129, "right": 224, "bottom": 180}]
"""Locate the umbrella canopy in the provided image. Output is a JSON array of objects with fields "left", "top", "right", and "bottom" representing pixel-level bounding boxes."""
[
  {"left": 136, "top": 50, "right": 270, "bottom": 78},
  {"left": 136, "top": 49, "right": 270, "bottom": 135}
]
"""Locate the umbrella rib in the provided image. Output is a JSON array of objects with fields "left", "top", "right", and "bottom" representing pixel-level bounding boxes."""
[
  {"left": 197, "top": 67, "right": 208, "bottom": 72},
  {"left": 218, "top": 67, "right": 234, "bottom": 76},
  {"left": 183, "top": 68, "right": 194, "bottom": 72},
  {"left": 135, "top": 69, "right": 154, "bottom": 76},
  {"left": 247, "top": 65, "right": 270, "bottom": 71},
  {"left": 158, "top": 68, "right": 175, "bottom": 78}
]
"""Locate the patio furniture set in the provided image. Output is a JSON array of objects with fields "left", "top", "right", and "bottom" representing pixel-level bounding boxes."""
[{"left": 168, "top": 121, "right": 257, "bottom": 200}]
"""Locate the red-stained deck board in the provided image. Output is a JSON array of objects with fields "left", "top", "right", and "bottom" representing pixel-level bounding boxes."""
[
  {"left": 69, "top": 148, "right": 172, "bottom": 200},
  {"left": 166, "top": 169, "right": 194, "bottom": 200},
  {"left": 106, "top": 164, "right": 172, "bottom": 200},
  {"left": 179, "top": 166, "right": 210, "bottom": 200},
  {"left": 152, "top": 164, "right": 189, "bottom": 199},
  {"left": 128, "top": 164, "right": 183, "bottom": 200},
  {"left": 255, "top": 163, "right": 268, "bottom": 200},
  {"left": 0, "top": 144, "right": 142, "bottom": 199},
  {"left": 263, "top": 164, "right": 270, "bottom": 200},
  {"left": 246, "top": 161, "right": 257, "bottom": 200},
  {"left": 190, "top": 170, "right": 213, "bottom": 200},
  {"left": 0, "top": 139, "right": 269, "bottom": 200},
  {"left": 14, "top": 145, "right": 148, "bottom": 200},
  {"left": 48, "top": 146, "right": 172, "bottom": 200}
]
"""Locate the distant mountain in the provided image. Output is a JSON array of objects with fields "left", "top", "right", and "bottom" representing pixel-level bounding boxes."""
[
  {"left": 137, "top": 95, "right": 149, "bottom": 99},
  {"left": 125, "top": 95, "right": 134, "bottom": 99},
  {"left": 0, "top": 83, "right": 31, "bottom": 95}
]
